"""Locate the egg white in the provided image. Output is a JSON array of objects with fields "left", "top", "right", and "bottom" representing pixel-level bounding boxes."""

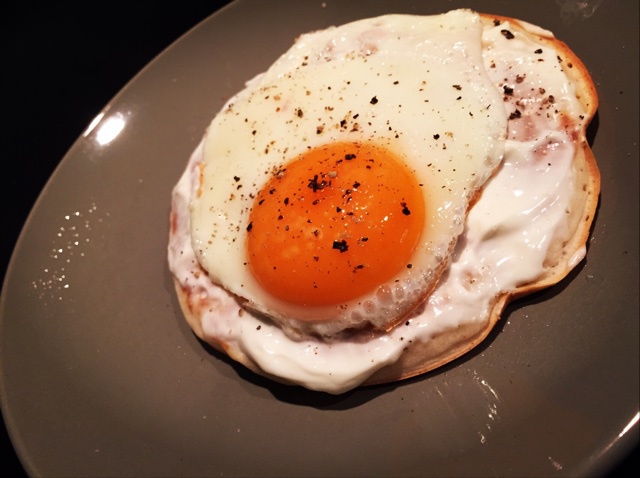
[{"left": 190, "top": 10, "right": 507, "bottom": 337}]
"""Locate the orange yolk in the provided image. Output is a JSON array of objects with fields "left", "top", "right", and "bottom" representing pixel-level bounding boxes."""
[{"left": 246, "top": 142, "right": 425, "bottom": 308}]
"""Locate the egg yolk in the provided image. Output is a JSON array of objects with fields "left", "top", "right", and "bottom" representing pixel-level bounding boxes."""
[{"left": 246, "top": 142, "right": 425, "bottom": 308}]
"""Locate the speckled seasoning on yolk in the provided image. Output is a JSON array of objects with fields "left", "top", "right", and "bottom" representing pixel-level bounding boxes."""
[{"left": 246, "top": 142, "right": 425, "bottom": 307}]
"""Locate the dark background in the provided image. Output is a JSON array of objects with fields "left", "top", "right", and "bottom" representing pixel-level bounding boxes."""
[{"left": 0, "top": 1, "right": 637, "bottom": 476}]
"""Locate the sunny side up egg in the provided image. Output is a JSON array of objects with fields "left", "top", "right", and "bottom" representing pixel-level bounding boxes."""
[
  {"left": 190, "top": 10, "right": 507, "bottom": 338},
  {"left": 170, "top": 9, "right": 598, "bottom": 393}
]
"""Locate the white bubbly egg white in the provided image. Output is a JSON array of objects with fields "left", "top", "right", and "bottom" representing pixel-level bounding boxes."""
[
  {"left": 189, "top": 10, "right": 507, "bottom": 330},
  {"left": 168, "top": 11, "right": 589, "bottom": 393}
]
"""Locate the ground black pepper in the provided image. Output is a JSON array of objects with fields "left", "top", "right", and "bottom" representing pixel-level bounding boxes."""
[
  {"left": 501, "top": 29, "right": 515, "bottom": 39},
  {"left": 332, "top": 240, "right": 349, "bottom": 253}
]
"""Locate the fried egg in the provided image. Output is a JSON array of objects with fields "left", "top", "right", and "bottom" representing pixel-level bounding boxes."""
[
  {"left": 189, "top": 10, "right": 507, "bottom": 338},
  {"left": 169, "top": 9, "right": 598, "bottom": 393}
]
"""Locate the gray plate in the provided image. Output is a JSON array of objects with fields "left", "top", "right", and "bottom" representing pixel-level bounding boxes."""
[{"left": 1, "top": 0, "right": 638, "bottom": 476}]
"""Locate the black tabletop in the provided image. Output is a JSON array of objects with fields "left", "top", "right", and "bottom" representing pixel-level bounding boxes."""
[{"left": 1, "top": 1, "right": 637, "bottom": 476}]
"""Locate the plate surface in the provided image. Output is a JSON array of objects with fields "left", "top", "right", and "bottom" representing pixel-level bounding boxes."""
[{"left": 1, "top": 1, "right": 638, "bottom": 476}]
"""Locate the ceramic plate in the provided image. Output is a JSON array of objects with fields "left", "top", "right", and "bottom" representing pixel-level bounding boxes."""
[{"left": 1, "top": 1, "right": 638, "bottom": 476}]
